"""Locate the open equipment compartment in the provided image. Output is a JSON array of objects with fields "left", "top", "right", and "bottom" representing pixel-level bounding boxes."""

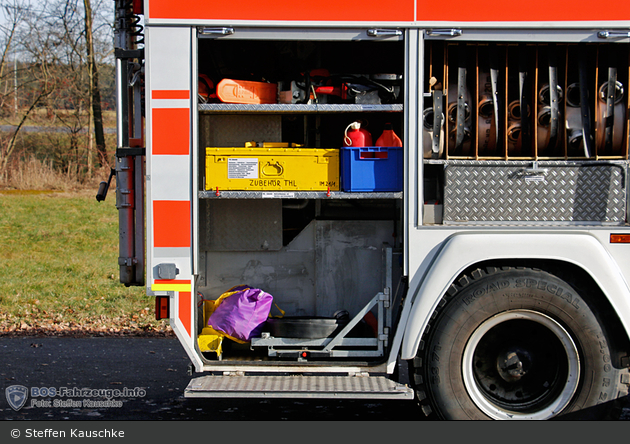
[
  {"left": 424, "top": 40, "right": 630, "bottom": 161},
  {"left": 195, "top": 29, "right": 405, "bottom": 363},
  {"left": 422, "top": 39, "right": 630, "bottom": 227}
]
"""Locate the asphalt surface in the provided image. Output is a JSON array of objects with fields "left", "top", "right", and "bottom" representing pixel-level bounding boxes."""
[
  {"left": 0, "top": 337, "right": 425, "bottom": 421},
  {"left": 1, "top": 337, "right": 628, "bottom": 421}
]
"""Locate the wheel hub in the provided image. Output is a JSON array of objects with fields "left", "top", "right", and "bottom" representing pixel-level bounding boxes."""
[
  {"left": 497, "top": 347, "right": 532, "bottom": 382},
  {"left": 462, "top": 310, "right": 580, "bottom": 420}
]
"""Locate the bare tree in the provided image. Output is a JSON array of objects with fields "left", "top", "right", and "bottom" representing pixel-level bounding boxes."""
[
  {"left": 0, "top": 0, "right": 56, "bottom": 175},
  {"left": 0, "top": 0, "right": 113, "bottom": 182},
  {"left": 83, "top": 0, "right": 106, "bottom": 168}
]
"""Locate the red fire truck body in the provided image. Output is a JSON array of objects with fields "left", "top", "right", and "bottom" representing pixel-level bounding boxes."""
[{"left": 108, "top": 0, "right": 630, "bottom": 419}]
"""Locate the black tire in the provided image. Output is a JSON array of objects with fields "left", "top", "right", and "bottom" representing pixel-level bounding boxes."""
[{"left": 413, "top": 267, "right": 629, "bottom": 420}]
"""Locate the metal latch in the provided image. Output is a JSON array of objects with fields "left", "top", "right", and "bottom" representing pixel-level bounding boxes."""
[
  {"left": 598, "top": 30, "right": 630, "bottom": 39},
  {"left": 199, "top": 27, "right": 235, "bottom": 36},
  {"left": 522, "top": 162, "right": 549, "bottom": 183},
  {"left": 367, "top": 29, "right": 403, "bottom": 38},
  {"left": 523, "top": 161, "right": 549, "bottom": 175},
  {"left": 426, "top": 29, "right": 463, "bottom": 37}
]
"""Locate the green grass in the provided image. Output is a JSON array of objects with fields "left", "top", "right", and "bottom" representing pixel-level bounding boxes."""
[{"left": 0, "top": 190, "right": 171, "bottom": 335}]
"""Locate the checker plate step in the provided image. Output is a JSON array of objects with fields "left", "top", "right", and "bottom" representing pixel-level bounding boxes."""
[{"left": 184, "top": 375, "right": 414, "bottom": 399}]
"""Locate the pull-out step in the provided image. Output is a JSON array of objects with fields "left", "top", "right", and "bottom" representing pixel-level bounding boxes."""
[{"left": 184, "top": 375, "right": 414, "bottom": 400}]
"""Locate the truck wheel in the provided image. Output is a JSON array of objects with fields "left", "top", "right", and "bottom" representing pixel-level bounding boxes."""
[{"left": 414, "top": 267, "right": 629, "bottom": 420}]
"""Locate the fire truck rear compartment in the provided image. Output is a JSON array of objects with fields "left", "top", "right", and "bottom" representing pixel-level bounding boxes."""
[{"left": 194, "top": 35, "right": 629, "bottom": 364}]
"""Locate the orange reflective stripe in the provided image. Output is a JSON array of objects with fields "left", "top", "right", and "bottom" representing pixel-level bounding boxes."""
[
  {"left": 147, "top": 0, "right": 630, "bottom": 21},
  {"left": 152, "top": 89, "right": 190, "bottom": 100},
  {"left": 416, "top": 0, "right": 630, "bottom": 21},
  {"left": 152, "top": 108, "right": 189, "bottom": 155},
  {"left": 148, "top": 0, "right": 415, "bottom": 21},
  {"left": 179, "top": 291, "right": 192, "bottom": 337},
  {"left": 153, "top": 200, "right": 191, "bottom": 248}
]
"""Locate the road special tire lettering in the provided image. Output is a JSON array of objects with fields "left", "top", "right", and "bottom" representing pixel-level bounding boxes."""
[{"left": 413, "top": 267, "right": 629, "bottom": 420}]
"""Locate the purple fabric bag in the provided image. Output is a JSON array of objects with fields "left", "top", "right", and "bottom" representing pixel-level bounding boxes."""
[{"left": 207, "top": 286, "right": 273, "bottom": 342}]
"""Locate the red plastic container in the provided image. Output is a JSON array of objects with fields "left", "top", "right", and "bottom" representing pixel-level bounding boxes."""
[
  {"left": 375, "top": 123, "right": 402, "bottom": 147},
  {"left": 343, "top": 121, "right": 373, "bottom": 147}
]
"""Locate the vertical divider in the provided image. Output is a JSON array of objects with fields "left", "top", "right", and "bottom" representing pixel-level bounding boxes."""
[
  {"left": 563, "top": 45, "right": 569, "bottom": 159},
  {"left": 626, "top": 46, "right": 630, "bottom": 159},
  {"left": 594, "top": 45, "right": 600, "bottom": 159},
  {"left": 504, "top": 45, "right": 509, "bottom": 159},
  {"left": 534, "top": 45, "right": 539, "bottom": 159},
  {"left": 445, "top": 43, "right": 450, "bottom": 159},
  {"left": 475, "top": 44, "right": 479, "bottom": 159}
]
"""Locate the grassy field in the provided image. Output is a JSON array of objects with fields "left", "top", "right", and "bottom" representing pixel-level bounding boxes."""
[{"left": 0, "top": 190, "right": 171, "bottom": 336}]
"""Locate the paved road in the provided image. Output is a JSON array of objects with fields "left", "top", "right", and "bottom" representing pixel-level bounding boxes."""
[
  {"left": 1, "top": 337, "right": 628, "bottom": 421},
  {"left": 0, "top": 337, "right": 424, "bottom": 421}
]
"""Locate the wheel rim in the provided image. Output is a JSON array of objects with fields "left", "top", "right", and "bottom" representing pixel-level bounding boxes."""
[{"left": 462, "top": 310, "right": 580, "bottom": 420}]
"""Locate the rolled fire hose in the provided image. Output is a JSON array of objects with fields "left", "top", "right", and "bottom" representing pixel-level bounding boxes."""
[
  {"left": 478, "top": 94, "right": 497, "bottom": 155},
  {"left": 448, "top": 126, "right": 472, "bottom": 154},
  {"left": 447, "top": 81, "right": 472, "bottom": 156},
  {"left": 477, "top": 57, "right": 500, "bottom": 156},
  {"left": 508, "top": 100, "right": 524, "bottom": 156},
  {"left": 507, "top": 121, "right": 522, "bottom": 155},
  {"left": 537, "top": 105, "right": 551, "bottom": 150},
  {"left": 595, "top": 80, "right": 625, "bottom": 155},
  {"left": 566, "top": 82, "right": 581, "bottom": 108},
  {"left": 455, "top": 44, "right": 468, "bottom": 151},
  {"left": 565, "top": 88, "right": 586, "bottom": 156},
  {"left": 537, "top": 83, "right": 563, "bottom": 152},
  {"left": 422, "top": 107, "right": 444, "bottom": 159}
]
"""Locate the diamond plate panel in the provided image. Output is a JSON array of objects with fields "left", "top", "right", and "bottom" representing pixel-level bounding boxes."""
[
  {"left": 185, "top": 375, "right": 414, "bottom": 399},
  {"left": 199, "top": 114, "right": 281, "bottom": 147},
  {"left": 200, "top": 199, "right": 282, "bottom": 251},
  {"left": 443, "top": 162, "right": 627, "bottom": 223}
]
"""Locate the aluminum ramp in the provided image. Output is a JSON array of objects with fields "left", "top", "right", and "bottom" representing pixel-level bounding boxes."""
[{"left": 184, "top": 375, "right": 414, "bottom": 399}]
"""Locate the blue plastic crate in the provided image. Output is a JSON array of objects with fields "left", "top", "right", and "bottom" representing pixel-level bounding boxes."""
[{"left": 340, "top": 146, "right": 403, "bottom": 192}]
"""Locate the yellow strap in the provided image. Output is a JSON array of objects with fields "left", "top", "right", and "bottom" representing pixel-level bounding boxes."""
[{"left": 270, "top": 303, "right": 285, "bottom": 318}]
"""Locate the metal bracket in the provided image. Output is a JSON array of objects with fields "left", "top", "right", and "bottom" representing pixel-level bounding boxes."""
[
  {"left": 114, "top": 48, "right": 144, "bottom": 60},
  {"left": 432, "top": 90, "right": 444, "bottom": 158},
  {"left": 578, "top": 49, "right": 593, "bottom": 158},
  {"left": 519, "top": 44, "right": 531, "bottom": 149},
  {"left": 548, "top": 45, "right": 560, "bottom": 150},
  {"left": 455, "top": 45, "right": 467, "bottom": 149},
  {"left": 116, "top": 147, "right": 146, "bottom": 157},
  {"left": 489, "top": 45, "right": 500, "bottom": 144},
  {"left": 605, "top": 66, "right": 618, "bottom": 152}
]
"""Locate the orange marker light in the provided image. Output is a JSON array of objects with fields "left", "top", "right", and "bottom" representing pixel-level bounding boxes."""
[{"left": 610, "top": 234, "right": 630, "bottom": 244}]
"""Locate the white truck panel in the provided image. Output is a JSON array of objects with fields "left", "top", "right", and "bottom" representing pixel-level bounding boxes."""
[{"left": 399, "top": 231, "right": 630, "bottom": 360}]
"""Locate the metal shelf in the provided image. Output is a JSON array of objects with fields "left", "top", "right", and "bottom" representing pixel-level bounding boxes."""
[
  {"left": 199, "top": 190, "right": 403, "bottom": 199},
  {"left": 198, "top": 103, "right": 403, "bottom": 113}
]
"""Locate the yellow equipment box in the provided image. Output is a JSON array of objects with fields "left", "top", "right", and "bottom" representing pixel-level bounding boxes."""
[{"left": 205, "top": 147, "right": 340, "bottom": 191}]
